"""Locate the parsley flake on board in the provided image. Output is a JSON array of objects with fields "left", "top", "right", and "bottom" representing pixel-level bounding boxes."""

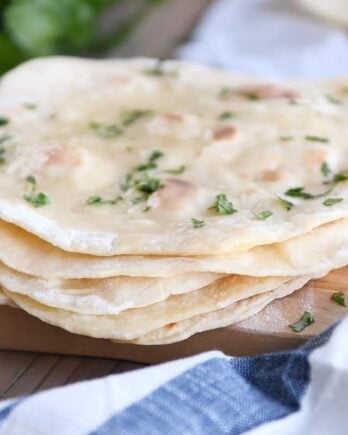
[
  {"left": 332, "top": 292, "right": 346, "bottom": 307},
  {"left": 304, "top": 135, "right": 329, "bottom": 143},
  {"left": 191, "top": 218, "right": 205, "bottom": 228},
  {"left": 0, "top": 117, "right": 9, "bottom": 127},
  {"left": 253, "top": 210, "right": 273, "bottom": 220},
  {"left": 209, "top": 194, "right": 237, "bottom": 215},
  {"left": 121, "top": 110, "right": 153, "bottom": 127},
  {"left": 218, "top": 111, "right": 235, "bottom": 121},
  {"left": 289, "top": 311, "right": 315, "bottom": 333},
  {"left": 276, "top": 197, "right": 294, "bottom": 211},
  {"left": 135, "top": 172, "right": 162, "bottom": 194},
  {"left": 89, "top": 121, "right": 123, "bottom": 138},
  {"left": 323, "top": 198, "right": 343, "bottom": 207},
  {"left": 165, "top": 165, "right": 186, "bottom": 175},
  {"left": 321, "top": 162, "right": 331, "bottom": 177},
  {"left": 285, "top": 187, "right": 332, "bottom": 200},
  {"left": 86, "top": 196, "right": 123, "bottom": 206},
  {"left": 280, "top": 136, "right": 294, "bottom": 142}
]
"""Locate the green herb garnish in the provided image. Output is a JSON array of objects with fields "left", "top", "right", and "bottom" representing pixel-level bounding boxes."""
[
  {"left": 277, "top": 197, "right": 294, "bottom": 211},
  {"left": 304, "top": 135, "right": 329, "bottom": 143},
  {"left": 289, "top": 311, "right": 315, "bottom": 332},
  {"left": 89, "top": 121, "right": 123, "bottom": 138},
  {"left": 23, "top": 192, "right": 49, "bottom": 208},
  {"left": 285, "top": 187, "right": 332, "bottom": 200},
  {"left": 165, "top": 165, "right": 186, "bottom": 175},
  {"left": 245, "top": 92, "right": 260, "bottom": 101},
  {"left": 253, "top": 210, "right": 273, "bottom": 220},
  {"left": 218, "top": 111, "right": 235, "bottom": 121},
  {"left": 332, "top": 291, "right": 346, "bottom": 307},
  {"left": 142, "top": 205, "right": 152, "bottom": 212},
  {"left": 86, "top": 195, "right": 123, "bottom": 206},
  {"left": 333, "top": 170, "right": 348, "bottom": 183},
  {"left": 0, "top": 117, "right": 9, "bottom": 127},
  {"left": 191, "top": 218, "right": 205, "bottom": 228},
  {"left": 209, "top": 193, "right": 237, "bottom": 215},
  {"left": 26, "top": 175, "right": 37, "bottom": 190},
  {"left": 323, "top": 198, "right": 343, "bottom": 207},
  {"left": 120, "top": 173, "right": 133, "bottom": 192},
  {"left": 135, "top": 172, "right": 162, "bottom": 194},
  {"left": 121, "top": 109, "right": 153, "bottom": 126},
  {"left": 135, "top": 150, "right": 163, "bottom": 171},
  {"left": 0, "top": 147, "right": 6, "bottom": 164},
  {"left": 321, "top": 162, "right": 331, "bottom": 177}
]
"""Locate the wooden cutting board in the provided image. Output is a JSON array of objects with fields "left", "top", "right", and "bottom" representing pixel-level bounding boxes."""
[{"left": 0, "top": 267, "right": 346, "bottom": 364}]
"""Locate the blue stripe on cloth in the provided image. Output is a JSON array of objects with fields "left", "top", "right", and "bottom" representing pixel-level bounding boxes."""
[
  {"left": 0, "top": 399, "right": 24, "bottom": 428},
  {"left": 91, "top": 328, "right": 334, "bottom": 435}
]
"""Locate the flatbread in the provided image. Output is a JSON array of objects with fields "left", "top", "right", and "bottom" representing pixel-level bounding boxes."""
[
  {"left": 1, "top": 57, "right": 348, "bottom": 255},
  {"left": 0, "top": 288, "right": 13, "bottom": 307},
  {"left": 297, "top": 0, "right": 348, "bottom": 27},
  {"left": 0, "top": 218, "right": 347, "bottom": 279},
  {"left": 2, "top": 275, "right": 292, "bottom": 341},
  {"left": 132, "top": 274, "right": 318, "bottom": 345},
  {"left": 0, "top": 262, "right": 221, "bottom": 314}
]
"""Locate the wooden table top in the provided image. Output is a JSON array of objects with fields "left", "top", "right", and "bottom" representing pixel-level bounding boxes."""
[{"left": 0, "top": 0, "right": 212, "bottom": 399}]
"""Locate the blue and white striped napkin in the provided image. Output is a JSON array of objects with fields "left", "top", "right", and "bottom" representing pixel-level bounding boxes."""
[{"left": 0, "top": 317, "right": 346, "bottom": 435}]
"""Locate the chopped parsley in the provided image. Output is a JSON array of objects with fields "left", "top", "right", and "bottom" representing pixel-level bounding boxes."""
[
  {"left": 135, "top": 150, "right": 163, "bottom": 171},
  {"left": 326, "top": 95, "right": 343, "bottom": 105},
  {"left": 289, "top": 311, "right": 315, "bottom": 333},
  {"left": 89, "top": 121, "right": 123, "bottom": 138},
  {"left": 253, "top": 210, "right": 273, "bottom": 220},
  {"left": 86, "top": 195, "right": 123, "bottom": 205},
  {"left": 321, "top": 162, "right": 331, "bottom": 177},
  {"left": 332, "top": 291, "right": 346, "bottom": 307},
  {"left": 0, "top": 147, "right": 6, "bottom": 164},
  {"left": 244, "top": 92, "right": 260, "bottom": 101},
  {"left": 23, "top": 175, "right": 49, "bottom": 208},
  {"left": 304, "top": 135, "right": 329, "bottom": 143},
  {"left": 0, "top": 117, "right": 9, "bottom": 127},
  {"left": 276, "top": 197, "right": 294, "bottom": 211},
  {"left": 209, "top": 193, "right": 237, "bottom": 215},
  {"left": 142, "top": 205, "right": 152, "bottom": 212},
  {"left": 218, "top": 111, "right": 235, "bottom": 121},
  {"left": 333, "top": 170, "right": 348, "bottom": 183},
  {"left": 165, "top": 165, "right": 186, "bottom": 175},
  {"left": 285, "top": 187, "right": 332, "bottom": 200},
  {"left": 323, "top": 197, "right": 343, "bottom": 207},
  {"left": 121, "top": 109, "right": 153, "bottom": 126},
  {"left": 23, "top": 192, "right": 50, "bottom": 208},
  {"left": 120, "top": 173, "right": 133, "bottom": 192},
  {"left": 191, "top": 218, "right": 205, "bottom": 228},
  {"left": 135, "top": 172, "right": 162, "bottom": 194}
]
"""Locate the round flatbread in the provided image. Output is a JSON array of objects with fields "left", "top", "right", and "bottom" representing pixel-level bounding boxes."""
[
  {"left": 0, "top": 262, "right": 221, "bottom": 315},
  {"left": 2, "top": 274, "right": 292, "bottom": 341},
  {"left": 0, "top": 218, "right": 347, "bottom": 279},
  {"left": 0, "top": 57, "right": 348, "bottom": 255}
]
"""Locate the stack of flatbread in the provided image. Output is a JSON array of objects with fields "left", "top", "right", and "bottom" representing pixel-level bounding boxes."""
[{"left": 0, "top": 57, "right": 347, "bottom": 345}]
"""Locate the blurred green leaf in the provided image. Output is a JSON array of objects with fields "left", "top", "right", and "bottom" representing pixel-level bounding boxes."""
[
  {"left": 4, "top": 0, "right": 99, "bottom": 56},
  {"left": 0, "top": 33, "right": 26, "bottom": 74}
]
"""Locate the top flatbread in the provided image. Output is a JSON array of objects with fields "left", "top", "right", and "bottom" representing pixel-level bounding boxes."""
[{"left": 0, "top": 57, "right": 348, "bottom": 255}]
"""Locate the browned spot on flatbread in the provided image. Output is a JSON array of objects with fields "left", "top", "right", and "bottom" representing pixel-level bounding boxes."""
[
  {"left": 306, "top": 148, "right": 328, "bottom": 165},
  {"left": 164, "top": 322, "right": 177, "bottom": 331},
  {"left": 45, "top": 146, "right": 80, "bottom": 167},
  {"left": 258, "top": 169, "right": 283, "bottom": 182},
  {"left": 162, "top": 113, "right": 183, "bottom": 123},
  {"left": 213, "top": 125, "right": 236, "bottom": 141}
]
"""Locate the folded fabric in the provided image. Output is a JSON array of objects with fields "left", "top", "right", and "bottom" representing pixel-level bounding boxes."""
[{"left": 0, "top": 317, "right": 346, "bottom": 435}]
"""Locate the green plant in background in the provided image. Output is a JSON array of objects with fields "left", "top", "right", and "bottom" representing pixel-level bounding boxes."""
[{"left": 0, "top": 0, "right": 166, "bottom": 75}]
